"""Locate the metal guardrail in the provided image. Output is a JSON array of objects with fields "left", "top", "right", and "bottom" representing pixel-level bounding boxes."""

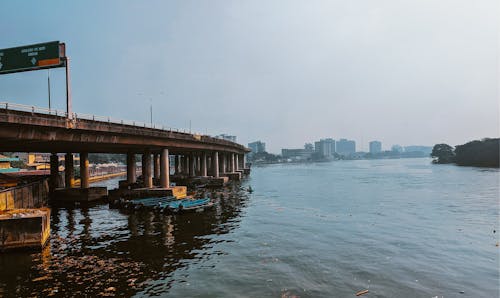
[
  {"left": 0, "top": 101, "right": 194, "bottom": 134},
  {"left": 0, "top": 102, "right": 247, "bottom": 150}
]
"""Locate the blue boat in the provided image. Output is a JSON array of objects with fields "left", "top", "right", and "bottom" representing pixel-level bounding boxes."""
[{"left": 166, "top": 198, "right": 213, "bottom": 212}]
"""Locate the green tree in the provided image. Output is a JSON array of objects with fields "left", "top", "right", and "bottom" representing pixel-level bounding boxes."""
[{"left": 431, "top": 144, "right": 455, "bottom": 164}]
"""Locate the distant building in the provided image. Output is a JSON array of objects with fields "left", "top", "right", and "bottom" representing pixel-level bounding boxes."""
[
  {"left": 0, "top": 154, "right": 20, "bottom": 173},
  {"left": 391, "top": 145, "right": 403, "bottom": 153},
  {"left": 216, "top": 134, "right": 237, "bottom": 142},
  {"left": 248, "top": 141, "right": 266, "bottom": 154},
  {"left": 336, "top": 139, "right": 356, "bottom": 156},
  {"left": 369, "top": 141, "right": 382, "bottom": 154},
  {"left": 281, "top": 143, "right": 314, "bottom": 160},
  {"left": 314, "top": 138, "right": 335, "bottom": 158}
]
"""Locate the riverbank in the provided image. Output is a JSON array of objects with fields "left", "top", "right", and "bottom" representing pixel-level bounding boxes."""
[{"left": 74, "top": 171, "right": 126, "bottom": 186}]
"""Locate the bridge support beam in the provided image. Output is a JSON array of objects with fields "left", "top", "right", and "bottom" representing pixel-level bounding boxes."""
[
  {"left": 235, "top": 154, "right": 239, "bottom": 172},
  {"left": 80, "top": 152, "right": 89, "bottom": 189},
  {"left": 201, "top": 152, "right": 207, "bottom": 176},
  {"left": 160, "top": 149, "right": 170, "bottom": 188},
  {"left": 143, "top": 151, "right": 152, "bottom": 188},
  {"left": 50, "top": 153, "right": 59, "bottom": 192},
  {"left": 231, "top": 153, "right": 235, "bottom": 173},
  {"left": 153, "top": 153, "right": 160, "bottom": 181},
  {"left": 212, "top": 151, "right": 219, "bottom": 177},
  {"left": 127, "top": 152, "right": 136, "bottom": 184},
  {"left": 65, "top": 153, "right": 75, "bottom": 188}
]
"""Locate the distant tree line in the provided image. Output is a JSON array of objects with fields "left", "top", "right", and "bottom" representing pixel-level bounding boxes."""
[{"left": 431, "top": 138, "right": 499, "bottom": 168}]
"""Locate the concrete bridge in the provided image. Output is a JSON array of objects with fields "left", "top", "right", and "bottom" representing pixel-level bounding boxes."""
[{"left": 0, "top": 103, "right": 250, "bottom": 197}]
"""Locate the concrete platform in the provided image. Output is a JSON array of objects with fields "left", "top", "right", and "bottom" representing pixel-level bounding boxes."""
[
  {"left": 0, "top": 208, "right": 50, "bottom": 251},
  {"left": 171, "top": 176, "right": 229, "bottom": 188},
  {"left": 52, "top": 187, "right": 108, "bottom": 202},
  {"left": 221, "top": 172, "right": 242, "bottom": 181},
  {"left": 109, "top": 188, "right": 174, "bottom": 200}
]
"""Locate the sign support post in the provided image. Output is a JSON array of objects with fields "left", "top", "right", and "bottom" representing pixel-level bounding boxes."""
[{"left": 64, "top": 57, "right": 72, "bottom": 119}]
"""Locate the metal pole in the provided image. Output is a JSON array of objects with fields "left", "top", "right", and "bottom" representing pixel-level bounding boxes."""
[
  {"left": 65, "top": 57, "right": 72, "bottom": 119},
  {"left": 150, "top": 98, "right": 153, "bottom": 126},
  {"left": 48, "top": 69, "right": 51, "bottom": 111}
]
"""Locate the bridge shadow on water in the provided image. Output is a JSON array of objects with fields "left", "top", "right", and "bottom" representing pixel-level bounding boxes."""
[{"left": 0, "top": 185, "right": 250, "bottom": 297}]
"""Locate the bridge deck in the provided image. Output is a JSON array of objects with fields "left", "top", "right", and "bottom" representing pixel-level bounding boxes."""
[{"left": 0, "top": 106, "right": 248, "bottom": 154}]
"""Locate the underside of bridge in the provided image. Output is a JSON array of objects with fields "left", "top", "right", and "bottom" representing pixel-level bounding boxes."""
[{"left": 0, "top": 109, "right": 250, "bottom": 195}]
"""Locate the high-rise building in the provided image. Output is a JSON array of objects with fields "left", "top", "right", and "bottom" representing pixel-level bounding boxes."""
[
  {"left": 248, "top": 141, "right": 266, "bottom": 154},
  {"left": 369, "top": 141, "right": 382, "bottom": 154},
  {"left": 314, "top": 138, "right": 336, "bottom": 158},
  {"left": 336, "top": 139, "right": 356, "bottom": 156}
]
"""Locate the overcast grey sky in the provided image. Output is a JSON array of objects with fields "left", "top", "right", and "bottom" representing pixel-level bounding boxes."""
[{"left": 0, "top": 0, "right": 498, "bottom": 153}]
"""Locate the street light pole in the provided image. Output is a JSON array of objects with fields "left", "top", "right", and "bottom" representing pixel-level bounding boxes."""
[
  {"left": 47, "top": 69, "right": 51, "bottom": 111},
  {"left": 150, "top": 98, "right": 153, "bottom": 126}
]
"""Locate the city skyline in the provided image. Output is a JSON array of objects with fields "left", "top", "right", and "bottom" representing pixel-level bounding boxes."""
[
  {"left": 251, "top": 137, "right": 430, "bottom": 154},
  {"left": 0, "top": 1, "right": 498, "bottom": 153}
]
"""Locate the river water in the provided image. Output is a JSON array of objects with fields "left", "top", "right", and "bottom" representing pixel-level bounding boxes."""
[{"left": 0, "top": 158, "right": 498, "bottom": 297}]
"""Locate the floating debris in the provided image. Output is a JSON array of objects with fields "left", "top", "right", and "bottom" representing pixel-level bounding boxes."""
[{"left": 355, "top": 289, "right": 369, "bottom": 296}]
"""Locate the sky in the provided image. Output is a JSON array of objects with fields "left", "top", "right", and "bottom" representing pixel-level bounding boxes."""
[{"left": 0, "top": 0, "right": 498, "bottom": 153}]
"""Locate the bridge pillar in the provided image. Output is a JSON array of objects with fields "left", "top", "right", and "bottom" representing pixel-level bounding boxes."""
[
  {"left": 65, "top": 153, "right": 75, "bottom": 188},
  {"left": 153, "top": 153, "right": 160, "bottom": 181},
  {"left": 174, "top": 155, "right": 181, "bottom": 175},
  {"left": 201, "top": 152, "right": 207, "bottom": 176},
  {"left": 127, "top": 152, "right": 136, "bottom": 184},
  {"left": 221, "top": 153, "right": 227, "bottom": 173},
  {"left": 235, "top": 154, "right": 239, "bottom": 171},
  {"left": 183, "top": 155, "right": 189, "bottom": 174},
  {"left": 230, "top": 153, "right": 235, "bottom": 173},
  {"left": 189, "top": 155, "right": 196, "bottom": 177},
  {"left": 80, "top": 152, "right": 90, "bottom": 188},
  {"left": 143, "top": 151, "right": 152, "bottom": 188},
  {"left": 160, "top": 149, "right": 170, "bottom": 188},
  {"left": 212, "top": 151, "right": 219, "bottom": 177},
  {"left": 50, "top": 153, "right": 59, "bottom": 192}
]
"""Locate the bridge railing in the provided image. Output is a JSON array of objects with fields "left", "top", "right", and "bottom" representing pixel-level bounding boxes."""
[
  {"left": 0, "top": 102, "right": 194, "bottom": 134},
  {"left": 0, "top": 102, "right": 247, "bottom": 150}
]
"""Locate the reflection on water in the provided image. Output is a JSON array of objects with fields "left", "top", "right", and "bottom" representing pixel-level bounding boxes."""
[
  {"left": 0, "top": 182, "right": 250, "bottom": 297},
  {"left": 0, "top": 159, "right": 498, "bottom": 297}
]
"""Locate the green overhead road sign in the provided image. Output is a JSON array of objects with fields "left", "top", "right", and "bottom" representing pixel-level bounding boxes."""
[{"left": 0, "top": 41, "right": 65, "bottom": 75}]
